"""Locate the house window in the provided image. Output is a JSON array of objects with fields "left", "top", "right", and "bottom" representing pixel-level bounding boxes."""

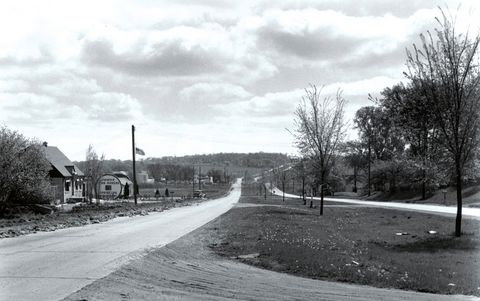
[
  {"left": 105, "top": 185, "right": 112, "bottom": 191},
  {"left": 65, "top": 181, "right": 70, "bottom": 192}
]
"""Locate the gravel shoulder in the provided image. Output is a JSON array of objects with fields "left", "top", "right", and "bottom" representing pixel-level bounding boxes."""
[{"left": 0, "top": 194, "right": 229, "bottom": 239}]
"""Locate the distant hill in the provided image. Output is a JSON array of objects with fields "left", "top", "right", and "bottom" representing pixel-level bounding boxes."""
[
  {"left": 75, "top": 152, "right": 292, "bottom": 178},
  {"left": 143, "top": 152, "right": 291, "bottom": 168}
]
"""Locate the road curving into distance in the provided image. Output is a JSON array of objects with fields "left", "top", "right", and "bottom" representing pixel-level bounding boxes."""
[
  {"left": 271, "top": 186, "right": 480, "bottom": 218},
  {"left": 0, "top": 179, "right": 242, "bottom": 301}
]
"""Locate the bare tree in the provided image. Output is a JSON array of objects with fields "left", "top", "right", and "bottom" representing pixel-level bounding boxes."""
[
  {"left": 405, "top": 9, "right": 480, "bottom": 236},
  {"left": 293, "top": 85, "right": 348, "bottom": 215},
  {"left": 280, "top": 170, "right": 287, "bottom": 202},
  {"left": 84, "top": 145, "right": 105, "bottom": 202}
]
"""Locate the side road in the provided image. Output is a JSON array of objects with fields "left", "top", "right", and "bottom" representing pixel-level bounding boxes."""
[
  {"left": 64, "top": 205, "right": 477, "bottom": 301},
  {"left": 272, "top": 188, "right": 480, "bottom": 218},
  {"left": 0, "top": 180, "right": 241, "bottom": 301}
]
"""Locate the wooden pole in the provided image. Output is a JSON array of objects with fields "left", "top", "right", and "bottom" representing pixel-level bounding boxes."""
[
  {"left": 198, "top": 165, "right": 201, "bottom": 190},
  {"left": 132, "top": 125, "right": 138, "bottom": 205}
]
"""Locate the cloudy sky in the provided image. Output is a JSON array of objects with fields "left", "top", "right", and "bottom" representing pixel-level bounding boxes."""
[{"left": 1, "top": 1, "right": 479, "bottom": 161}]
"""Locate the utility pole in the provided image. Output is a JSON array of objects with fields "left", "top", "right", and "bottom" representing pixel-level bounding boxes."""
[
  {"left": 368, "top": 137, "right": 371, "bottom": 197},
  {"left": 198, "top": 165, "right": 201, "bottom": 190},
  {"left": 192, "top": 164, "right": 195, "bottom": 196},
  {"left": 131, "top": 125, "right": 138, "bottom": 205}
]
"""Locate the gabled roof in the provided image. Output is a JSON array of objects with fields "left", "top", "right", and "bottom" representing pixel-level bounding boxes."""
[{"left": 44, "top": 146, "right": 84, "bottom": 178}]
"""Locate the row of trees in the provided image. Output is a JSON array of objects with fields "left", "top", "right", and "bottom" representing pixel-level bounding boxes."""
[
  {"left": 293, "top": 10, "right": 480, "bottom": 236},
  {"left": 144, "top": 152, "right": 291, "bottom": 169},
  {"left": 146, "top": 163, "right": 229, "bottom": 184},
  {"left": 147, "top": 163, "right": 194, "bottom": 183}
]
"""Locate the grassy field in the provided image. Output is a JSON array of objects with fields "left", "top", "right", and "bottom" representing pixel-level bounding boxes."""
[
  {"left": 139, "top": 182, "right": 231, "bottom": 200},
  {"left": 209, "top": 194, "right": 480, "bottom": 296}
]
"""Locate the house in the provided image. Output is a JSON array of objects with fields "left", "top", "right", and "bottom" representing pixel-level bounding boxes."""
[
  {"left": 194, "top": 174, "right": 213, "bottom": 185},
  {"left": 43, "top": 143, "right": 86, "bottom": 203}
]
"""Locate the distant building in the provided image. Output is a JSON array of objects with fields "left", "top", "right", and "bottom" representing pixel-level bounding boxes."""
[
  {"left": 137, "top": 170, "right": 155, "bottom": 184},
  {"left": 43, "top": 144, "right": 86, "bottom": 203},
  {"left": 194, "top": 174, "right": 213, "bottom": 184}
]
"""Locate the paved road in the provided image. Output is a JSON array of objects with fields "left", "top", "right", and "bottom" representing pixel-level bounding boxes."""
[
  {"left": 272, "top": 187, "right": 480, "bottom": 218},
  {"left": 0, "top": 179, "right": 242, "bottom": 301}
]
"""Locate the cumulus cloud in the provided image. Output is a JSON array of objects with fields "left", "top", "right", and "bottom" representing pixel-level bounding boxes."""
[
  {"left": 0, "top": 79, "right": 30, "bottom": 92},
  {"left": 0, "top": 93, "right": 84, "bottom": 124},
  {"left": 179, "top": 82, "right": 251, "bottom": 104},
  {"left": 82, "top": 39, "right": 225, "bottom": 76},
  {"left": 1, "top": 1, "right": 478, "bottom": 159},
  {"left": 216, "top": 88, "right": 303, "bottom": 119},
  {"left": 87, "top": 92, "right": 143, "bottom": 121}
]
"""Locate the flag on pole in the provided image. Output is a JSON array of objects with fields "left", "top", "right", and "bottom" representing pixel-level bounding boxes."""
[{"left": 135, "top": 147, "right": 145, "bottom": 156}]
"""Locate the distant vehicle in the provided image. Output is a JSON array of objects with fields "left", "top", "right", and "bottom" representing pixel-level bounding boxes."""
[{"left": 193, "top": 190, "right": 206, "bottom": 198}]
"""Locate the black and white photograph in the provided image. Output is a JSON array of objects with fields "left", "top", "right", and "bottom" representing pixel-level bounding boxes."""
[{"left": 1, "top": 1, "right": 480, "bottom": 300}]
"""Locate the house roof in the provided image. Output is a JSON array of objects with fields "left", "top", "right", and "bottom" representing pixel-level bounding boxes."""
[{"left": 44, "top": 146, "right": 84, "bottom": 178}]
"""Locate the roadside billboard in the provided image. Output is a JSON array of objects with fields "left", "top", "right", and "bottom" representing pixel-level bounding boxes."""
[{"left": 97, "top": 174, "right": 123, "bottom": 200}]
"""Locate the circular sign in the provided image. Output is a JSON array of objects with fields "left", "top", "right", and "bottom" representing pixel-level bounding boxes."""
[{"left": 97, "top": 174, "right": 122, "bottom": 200}]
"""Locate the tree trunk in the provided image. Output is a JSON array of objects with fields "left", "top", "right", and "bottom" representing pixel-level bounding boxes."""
[
  {"left": 353, "top": 166, "right": 357, "bottom": 193},
  {"left": 455, "top": 163, "right": 463, "bottom": 237},
  {"left": 367, "top": 141, "right": 371, "bottom": 196},
  {"left": 302, "top": 177, "right": 306, "bottom": 205},
  {"left": 421, "top": 173, "right": 426, "bottom": 200},
  {"left": 320, "top": 186, "right": 324, "bottom": 215},
  {"left": 309, "top": 187, "right": 313, "bottom": 208},
  {"left": 320, "top": 173, "right": 325, "bottom": 216},
  {"left": 421, "top": 121, "right": 428, "bottom": 201}
]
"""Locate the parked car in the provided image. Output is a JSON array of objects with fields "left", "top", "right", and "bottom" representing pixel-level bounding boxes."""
[{"left": 193, "top": 190, "right": 206, "bottom": 198}]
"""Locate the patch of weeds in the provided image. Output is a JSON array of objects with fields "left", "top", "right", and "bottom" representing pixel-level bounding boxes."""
[{"left": 393, "top": 236, "right": 478, "bottom": 253}]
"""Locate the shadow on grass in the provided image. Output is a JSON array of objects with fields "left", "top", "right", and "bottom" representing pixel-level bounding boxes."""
[
  {"left": 392, "top": 235, "right": 478, "bottom": 253},
  {"left": 265, "top": 209, "right": 312, "bottom": 216}
]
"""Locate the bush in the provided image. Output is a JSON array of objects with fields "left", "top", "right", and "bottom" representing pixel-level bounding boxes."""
[{"left": 0, "top": 127, "right": 52, "bottom": 211}]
